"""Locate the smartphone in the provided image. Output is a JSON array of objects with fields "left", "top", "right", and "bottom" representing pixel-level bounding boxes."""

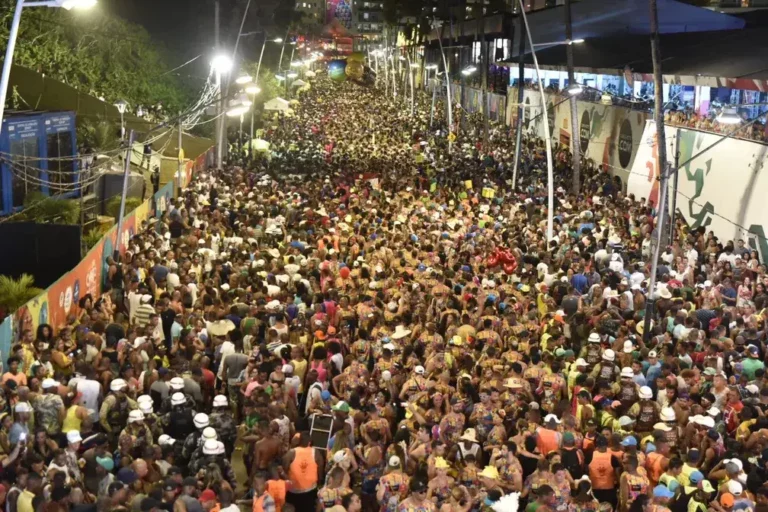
[{"left": 19, "top": 433, "right": 26, "bottom": 442}]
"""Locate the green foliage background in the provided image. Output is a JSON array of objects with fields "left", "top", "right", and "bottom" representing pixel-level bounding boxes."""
[{"left": 0, "top": 2, "right": 194, "bottom": 114}]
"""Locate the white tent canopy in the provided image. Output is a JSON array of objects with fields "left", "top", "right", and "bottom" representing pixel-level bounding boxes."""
[
  {"left": 291, "top": 79, "right": 308, "bottom": 88},
  {"left": 264, "top": 97, "right": 290, "bottom": 111}
]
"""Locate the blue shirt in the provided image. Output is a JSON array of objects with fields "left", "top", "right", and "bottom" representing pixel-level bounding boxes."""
[
  {"left": 571, "top": 274, "right": 589, "bottom": 294},
  {"left": 9, "top": 421, "right": 29, "bottom": 445}
]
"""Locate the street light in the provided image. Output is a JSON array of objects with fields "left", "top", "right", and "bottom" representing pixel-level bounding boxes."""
[
  {"left": 566, "top": 83, "right": 583, "bottom": 96},
  {"left": 461, "top": 66, "right": 477, "bottom": 76},
  {"left": 0, "top": 0, "right": 96, "bottom": 138},
  {"left": 211, "top": 53, "right": 233, "bottom": 169},
  {"left": 532, "top": 38, "right": 585, "bottom": 47},
  {"left": 244, "top": 83, "right": 261, "bottom": 95},
  {"left": 114, "top": 99, "right": 127, "bottom": 140},
  {"left": 275, "top": 74, "right": 286, "bottom": 81},
  {"left": 425, "top": 64, "right": 438, "bottom": 70},
  {"left": 287, "top": 71, "right": 298, "bottom": 79},
  {"left": 290, "top": 61, "right": 303, "bottom": 67},
  {"left": 235, "top": 73, "right": 252, "bottom": 85},
  {"left": 273, "top": 37, "right": 283, "bottom": 43},
  {"left": 716, "top": 107, "right": 741, "bottom": 125}
]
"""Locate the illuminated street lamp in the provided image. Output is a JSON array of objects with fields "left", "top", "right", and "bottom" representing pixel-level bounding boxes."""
[
  {"left": 235, "top": 73, "right": 252, "bottom": 85},
  {"left": 566, "top": 83, "right": 583, "bottom": 96},
  {"left": 244, "top": 83, "right": 261, "bottom": 95},
  {"left": 461, "top": 66, "right": 477, "bottom": 76},
  {"left": 114, "top": 99, "right": 128, "bottom": 140},
  {"left": 287, "top": 71, "right": 299, "bottom": 79},
  {"left": 211, "top": 53, "right": 234, "bottom": 168},
  {"left": 0, "top": 0, "right": 96, "bottom": 138}
]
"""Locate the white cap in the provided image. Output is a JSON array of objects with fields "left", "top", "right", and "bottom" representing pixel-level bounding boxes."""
[
  {"left": 588, "top": 333, "right": 601, "bottom": 343},
  {"left": 169, "top": 377, "right": 185, "bottom": 390},
  {"left": 544, "top": 414, "right": 561, "bottom": 424},
  {"left": 66, "top": 431, "right": 82, "bottom": 444},
  {"left": 215, "top": 441, "right": 225, "bottom": 455},
  {"left": 623, "top": 340, "right": 634, "bottom": 353},
  {"left": 202, "top": 427, "right": 217, "bottom": 440},
  {"left": 14, "top": 402, "right": 30, "bottom": 413},
  {"left": 707, "top": 406, "right": 721, "bottom": 417},
  {"left": 575, "top": 358, "right": 588, "bottom": 367},
  {"left": 212, "top": 395, "right": 228, "bottom": 407},
  {"left": 414, "top": 365, "right": 425, "bottom": 375},
  {"left": 128, "top": 410, "right": 145, "bottom": 423},
  {"left": 137, "top": 395, "right": 153, "bottom": 405},
  {"left": 110, "top": 379, "right": 127, "bottom": 392},
  {"left": 202, "top": 439, "right": 219, "bottom": 455},
  {"left": 382, "top": 370, "right": 392, "bottom": 381},
  {"left": 42, "top": 378, "right": 59, "bottom": 389},
  {"left": 724, "top": 459, "right": 744, "bottom": 471},
  {"left": 158, "top": 434, "right": 176, "bottom": 446},
  {"left": 603, "top": 349, "right": 615, "bottom": 362},
  {"left": 140, "top": 294, "right": 152, "bottom": 303},
  {"left": 620, "top": 367, "right": 634, "bottom": 378},
  {"left": 648, "top": 350, "right": 658, "bottom": 358},
  {"left": 660, "top": 407, "right": 676, "bottom": 422},
  {"left": 726, "top": 480, "right": 743, "bottom": 496},
  {"left": 639, "top": 386, "right": 653, "bottom": 399},
  {"left": 388, "top": 455, "right": 401, "bottom": 467},
  {"left": 282, "top": 364, "right": 294, "bottom": 374},
  {"left": 194, "top": 413, "right": 209, "bottom": 428},
  {"left": 171, "top": 392, "right": 186, "bottom": 406}
]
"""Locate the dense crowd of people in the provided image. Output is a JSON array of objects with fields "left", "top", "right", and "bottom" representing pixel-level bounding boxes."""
[{"left": 2, "top": 69, "right": 768, "bottom": 512}]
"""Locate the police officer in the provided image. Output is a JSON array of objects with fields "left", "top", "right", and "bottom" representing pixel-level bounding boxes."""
[
  {"left": 208, "top": 395, "right": 236, "bottom": 456},
  {"left": 181, "top": 412, "right": 210, "bottom": 466},
  {"left": 159, "top": 377, "right": 195, "bottom": 415},
  {"left": 99, "top": 379, "right": 137, "bottom": 445}
]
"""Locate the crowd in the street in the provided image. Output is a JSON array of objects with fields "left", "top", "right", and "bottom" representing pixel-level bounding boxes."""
[{"left": 3, "top": 67, "right": 768, "bottom": 512}]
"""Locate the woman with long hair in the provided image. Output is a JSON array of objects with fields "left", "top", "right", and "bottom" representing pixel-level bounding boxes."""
[{"left": 569, "top": 479, "right": 600, "bottom": 512}]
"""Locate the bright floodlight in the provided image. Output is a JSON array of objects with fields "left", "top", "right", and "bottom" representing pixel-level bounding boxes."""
[
  {"left": 275, "top": 74, "right": 286, "bottom": 81},
  {"left": 425, "top": 64, "right": 438, "bottom": 70},
  {"left": 570, "top": 38, "right": 585, "bottom": 44},
  {"left": 245, "top": 83, "right": 261, "bottom": 95},
  {"left": 274, "top": 38, "right": 283, "bottom": 43},
  {"left": 114, "top": 99, "right": 128, "bottom": 114},
  {"left": 287, "top": 71, "right": 299, "bottom": 79},
  {"left": 410, "top": 63, "right": 420, "bottom": 69},
  {"left": 226, "top": 106, "right": 248, "bottom": 117},
  {"left": 235, "top": 74, "right": 252, "bottom": 85},
  {"left": 566, "top": 83, "right": 583, "bottom": 95},
  {"left": 290, "top": 61, "right": 304, "bottom": 67},
  {"left": 238, "top": 93, "right": 253, "bottom": 107},
  {"left": 60, "top": 0, "right": 97, "bottom": 9},
  {"left": 211, "top": 54, "right": 233, "bottom": 74},
  {"left": 461, "top": 66, "right": 477, "bottom": 76},
  {"left": 717, "top": 107, "right": 741, "bottom": 125}
]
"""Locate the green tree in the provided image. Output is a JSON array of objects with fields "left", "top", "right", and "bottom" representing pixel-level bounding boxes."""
[
  {"left": 0, "top": 4, "right": 194, "bottom": 114},
  {"left": 0, "top": 274, "right": 44, "bottom": 314}
]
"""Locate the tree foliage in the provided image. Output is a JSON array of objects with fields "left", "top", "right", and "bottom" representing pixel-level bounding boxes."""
[
  {"left": 0, "top": 3, "right": 194, "bottom": 114},
  {"left": 0, "top": 274, "right": 44, "bottom": 314},
  {"left": 17, "top": 192, "right": 80, "bottom": 224}
]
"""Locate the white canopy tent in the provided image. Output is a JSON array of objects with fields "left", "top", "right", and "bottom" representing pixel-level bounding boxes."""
[
  {"left": 291, "top": 79, "right": 308, "bottom": 88},
  {"left": 263, "top": 97, "right": 290, "bottom": 111}
]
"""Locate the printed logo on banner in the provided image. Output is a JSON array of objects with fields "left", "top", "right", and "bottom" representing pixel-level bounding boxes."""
[
  {"left": 618, "top": 118, "right": 633, "bottom": 168},
  {"left": 63, "top": 286, "right": 73, "bottom": 313},
  {"left": 580, "top": 111, "right": 591, "bottom": 154}
]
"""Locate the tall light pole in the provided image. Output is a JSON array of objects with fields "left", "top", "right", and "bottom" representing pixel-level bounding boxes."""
[
  {"left": 256, "top": 37, "right": 283, "bottom": 85},
  {"left": 211, "top": 54, "right": 233, "bottom": 169},
  {"left": 244, "top": 82, "right": 260, "bottom": 160},
  {"left": 0, "top": 0, "right": 96, "bottom": 137},
  {"left": 517, "top": 0, "right": 555, "bottom": 241},
  {"left": 114, "top": 99, "right": 127, "bottom": 141}
]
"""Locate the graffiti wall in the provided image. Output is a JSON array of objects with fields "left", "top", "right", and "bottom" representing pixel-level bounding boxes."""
[
  {"left": 0, "top": 146, "right": 215, "bottom": 362},
  {"left": 505, "top": 88, "right": 649, "bottom": 187},
  {"left": 627, "top": 121, "right": 768, "bottom": 259}
]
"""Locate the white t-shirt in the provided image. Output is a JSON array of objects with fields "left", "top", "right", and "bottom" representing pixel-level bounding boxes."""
[{"left": 76, "top": 379, "right": 102, "bottom": 414}]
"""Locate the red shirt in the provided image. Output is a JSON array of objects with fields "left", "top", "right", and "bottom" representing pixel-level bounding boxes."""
[{"left": 202, "top": 368, "right": 215, "bottom": 390}]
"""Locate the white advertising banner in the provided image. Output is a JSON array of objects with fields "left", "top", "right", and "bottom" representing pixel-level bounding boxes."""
[
  {"left": 506, "top": 88, "right": 648, "bottom": 187},
  {"left": 627, "top": 120, "right": 768, "bottom": 259}
]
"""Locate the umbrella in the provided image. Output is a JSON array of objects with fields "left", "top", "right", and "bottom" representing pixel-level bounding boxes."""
[
  {"left": 264, "top": 97, "right": 290, "bottom": 112},
  {"left": 207, "top": 319, "right": 236, "bottom": 336},
  {"left": 291, "top": 79, "right": 307, "bottom": 88}
]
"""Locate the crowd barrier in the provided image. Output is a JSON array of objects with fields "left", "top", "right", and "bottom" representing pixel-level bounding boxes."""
[{"left": 0, "top": 146, "right": 215, "bottom": 362}]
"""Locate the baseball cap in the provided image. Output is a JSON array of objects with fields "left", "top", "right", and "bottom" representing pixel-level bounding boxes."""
[
  {"left": 621, "top": 436, "right": 638, "bottom": 447},
  {"left": 66, "top": 431, "right": 82, "bottom": 444},
  {"left": 199, "top": 489, "right": 217, "bottom": 502},
  {"left": 721, "top": 493, "right": 735, "bottom": 508},
  {"left": 163, "top": 480, "right": 180, "bottom": 492},
  {"left": 689, "top": 471, "right": 705, "bottom": 484},
  {"left": 182, "top": 477, "right": 197, "bottom": 487},
  {"left": 653, "top": 485, "right": 674, "bottom": 499},
  {"left": 116, "top": 468, "right": 138, "bottom": 485}
]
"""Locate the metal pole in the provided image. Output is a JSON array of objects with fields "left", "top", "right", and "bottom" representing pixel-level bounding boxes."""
[
  {"left": 278, "top": 31, "right": 288, "bottom": 71},
  {"left": 407, "top": 54, "right": 414, "bottom": 116},
  {"left": 642, "top": 161, "right": 670, "bottom": 341},
  {"left": 669, "top": 128, "right": 680, "bottom": 245},
  {"left": 565, "top": 0, "right": 581, "bottom": 194},
  {"left": 249, "top": 102, "right": 254, "bottom": 162},
  {"left": 119, "top": 111, "right": 125, "bottom": 141},
  {"left": 518, "top": 0, "right": 555, "bottom": 240},
  {"left": 239, "top": 114, "right": 243, "bottom": 159},
  {"left": 511, "top": 19, "right": 526, "bottom": 190},
  {"left": 114, "top": 130, "right": 135, "bottom": 261},
  {"left": 177, "top": 116, "right": 183, "bottom": 193},
  {"left": 430, "top": 78, "right": 437, "bottom": 128},
  {"left": 0, "top": 0, "right": 25, "bottom": 139},
  {"left": 435, "top": 19, "right": 453, "bottom": 152},
  {"left": 215, "top": 70, "right": 224, "bottom": 169},
  {"left": 255, "top": 37, "right": 267, "bottom": 83}
]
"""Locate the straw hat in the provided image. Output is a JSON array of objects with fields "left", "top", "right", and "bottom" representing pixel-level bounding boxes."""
[
  {"left": 459, "top": 428, "right": 478, "bottom": 443},
  {"left": 479, "top": 465, "right": 500, "bottom": 480},
  {"left": 391, "top": 325, "right": 412, "bottom": 340},
  {"left": 207, "top": 319, "right": 236, "bottom": 336}
]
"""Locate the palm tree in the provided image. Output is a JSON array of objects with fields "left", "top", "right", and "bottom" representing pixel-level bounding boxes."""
[{"left": 0, "top": 274, "right": 44, "bottom": 316}]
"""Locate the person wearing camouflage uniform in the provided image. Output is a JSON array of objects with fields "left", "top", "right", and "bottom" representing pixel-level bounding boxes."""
[{"left": 207, "top": 395, "right": 236, "bottom": 457}]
